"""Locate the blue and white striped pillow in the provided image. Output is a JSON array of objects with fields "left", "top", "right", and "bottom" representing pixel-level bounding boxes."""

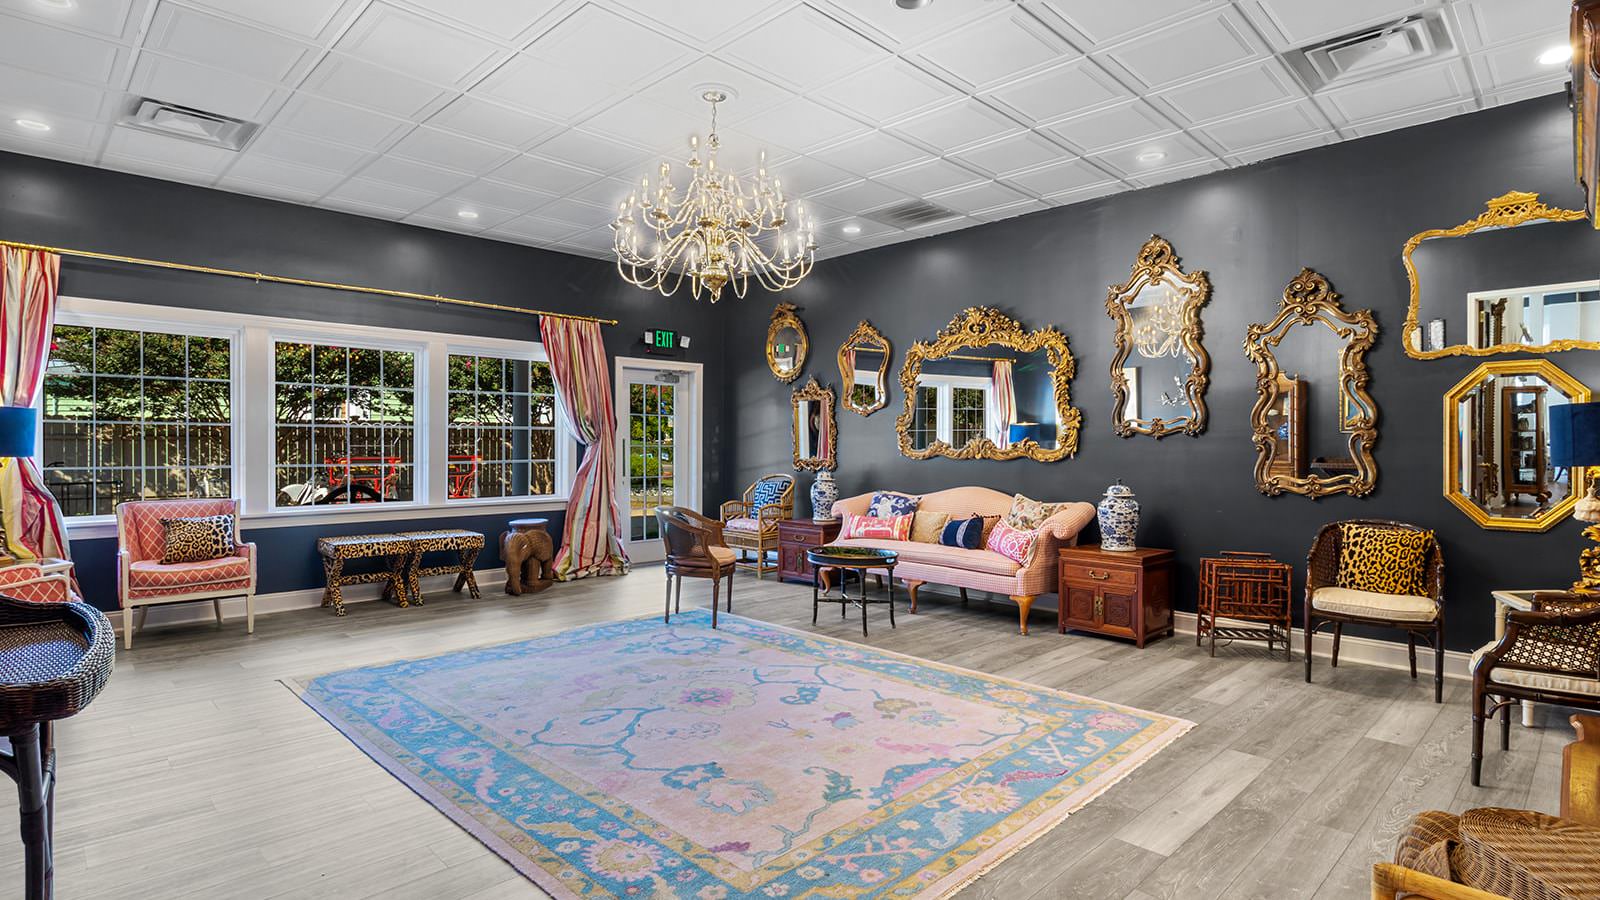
[{"left": 938, "top": 515, "right": 985, "bottom": 550}]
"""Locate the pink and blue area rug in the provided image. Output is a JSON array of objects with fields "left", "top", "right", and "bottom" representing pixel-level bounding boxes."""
[{"left": 295, "top": 610, "right": 1191, "bottom": 899}]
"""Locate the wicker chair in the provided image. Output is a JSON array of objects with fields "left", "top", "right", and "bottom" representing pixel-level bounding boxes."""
[
  {"left": 1305, "top": 520, "right": 1446, "bottom": 702},
  {"left": 719, "top": 474, "right": 794, "bottom": 579},
  {"left": 657, "top": 506, "right": 735, "bottom": 629},
  {"left": 1470, "top": 592, "right": 1600, "bottom": 786}
]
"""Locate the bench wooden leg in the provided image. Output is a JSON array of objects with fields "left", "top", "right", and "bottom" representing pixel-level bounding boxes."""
[
  {"left": 321, "top": 556, "right": 347, "bottom": 616},
  {"left": 454, "top": 547, "right": 482, "bottom": 598}
]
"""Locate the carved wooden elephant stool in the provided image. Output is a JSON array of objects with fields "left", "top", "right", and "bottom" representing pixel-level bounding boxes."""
[{"left": 502, "top": 518, "right": 554, "bottom": 595}]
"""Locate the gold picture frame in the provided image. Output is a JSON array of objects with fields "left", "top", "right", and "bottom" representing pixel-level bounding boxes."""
[
  {"left": 896, "top": 306, "right": 1080, "bottom": 461},
  {"left": 791, "top": 376, "right": 836, "bottom": 471},
  {"left": 1106, "top": 235, "right": 1211, "bottom": 438},
  {"left": 1401, "top": 191, "right": 1591, "bottom": 359},
  {"left": 1442, "top": 359, "right": 1591, "bottom": 532},
  {"left": 767, "top": 302, "right": 808, "bottom": 383},
  {"left": 1244, "top": 268, "right": 1379, "bottom": 498},
  {"left": 837, "top": 320, "right": 891, "bottom": 417}
]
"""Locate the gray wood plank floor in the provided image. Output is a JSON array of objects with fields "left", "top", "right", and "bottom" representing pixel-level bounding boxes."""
[{"left": 0, "top": 567, "right": 1570, "bottom": 899}]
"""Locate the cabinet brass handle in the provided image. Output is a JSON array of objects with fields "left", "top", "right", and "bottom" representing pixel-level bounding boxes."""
[
  {"left": 1094, "top": 596, "right": 1104, "bottom": 617},
  {"left": 1087, "top": 570, "right": 1110, "bottom": 580}
]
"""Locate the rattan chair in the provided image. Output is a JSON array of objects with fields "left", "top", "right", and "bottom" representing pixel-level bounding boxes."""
[
  {"left": 657, "top": 506, "right": 736, "bottom": 629},
  {"left": 719, "top": 474, "right": 793, "bottom": 579},
  {"left": 1470, "top": 591, "right": 1600, "bottom": 786},
  {"left": 1305, "top": 520, "right": 1446, "bottom": 702}
]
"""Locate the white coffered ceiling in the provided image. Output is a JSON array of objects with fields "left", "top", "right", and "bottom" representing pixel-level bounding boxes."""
[{"left": 0, "top": 0, "right": 1572, "bottom": 261}]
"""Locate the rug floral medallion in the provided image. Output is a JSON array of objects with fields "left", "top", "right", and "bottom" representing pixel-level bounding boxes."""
[{"left": 296, "top": 610, "right": 1192, "bottom": 899}]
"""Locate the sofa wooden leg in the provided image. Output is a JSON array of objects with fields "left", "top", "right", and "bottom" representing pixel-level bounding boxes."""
[
  {"left": 903, "top": 579, "right": 923, "bottom": 613},
  {"left": 1012, "top": 595, "right": 1035, "bottom": 635},
  {"left": 960, "top": 588, "right": 969, "bottom": 607}
]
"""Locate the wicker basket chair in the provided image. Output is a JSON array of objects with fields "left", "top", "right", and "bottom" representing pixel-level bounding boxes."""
[
  {"left": 1305, "top": 520, "right": 1446, "bottom": 702},
  {"left": 719, "top": 474, "right": 794, "bottom": 579},
  {"left": 657, "top": 506, "right": 735, "bottom": 629},
  {"left": 1470, "top": 592, "right": 1600, "bottom": 786}
]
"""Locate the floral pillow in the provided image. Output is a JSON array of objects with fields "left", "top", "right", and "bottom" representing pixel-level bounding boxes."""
[
  {"left": 985, "top": 520, "right": 1040, "bottom": 566},
  {"left": 840, "top": 512, "right": 913, "bottom": 541},
  {"left": 867, "top": 491, "right": 919, "bottom": 518},
  {"left": 1005, "top": 493, "right": 1062, "bottom": 530}
]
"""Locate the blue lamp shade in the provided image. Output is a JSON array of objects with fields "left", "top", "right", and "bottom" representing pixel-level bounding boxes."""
[
  {"left": 1008, "top": 422, "right": 1039, "bottom": 444},
  {"left": 1549, "top": 401, "right": 1600, "bottom": 469},
  {"left": 0, "top": 406, "right": 35, "bottom": 458}
]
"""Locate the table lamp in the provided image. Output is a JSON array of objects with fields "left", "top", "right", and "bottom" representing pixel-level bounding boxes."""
[{"left": 0, "top": 405, "right": 36, "bottom": 566}]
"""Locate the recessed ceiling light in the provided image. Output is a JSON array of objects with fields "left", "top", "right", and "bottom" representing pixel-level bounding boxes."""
[
  {"left": 1540, "top": 44, "right": 1573, "bottom": 65},
  {"left": 457, "top": 209, "right": 480, "bottom": 220},
  {"left": 35, "top": 0, "right": 74, "bottom": 9},
  {"left": 14, "top": 118, "right": 51, "bottom": 132},
  {"left": 1136, "top": 150, "right": 1167, "bottom": 164},
  {"left": 896, "top": 0, "right": 931, "bottom": 8},
  {"left": 841, "top": 223, "right": 862, "bottom": 235}
]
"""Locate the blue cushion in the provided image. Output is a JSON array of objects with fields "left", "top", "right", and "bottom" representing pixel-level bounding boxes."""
[
  {"left": 868, "top": 491, "right": 919, "bottom": 518},
  {"left": 939, "top": 515, "right": 984, "bottom": 550},
  {"left": 749, "top": 477, "right": 788, "bottom": 513}
]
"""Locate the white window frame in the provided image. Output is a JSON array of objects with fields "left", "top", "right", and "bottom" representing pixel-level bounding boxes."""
[
  {"left": 914, "top": 374, "right": 995, "bottom": 446},
  {"left": 52, "top": 296, "right": 575, "bottom": 540}
]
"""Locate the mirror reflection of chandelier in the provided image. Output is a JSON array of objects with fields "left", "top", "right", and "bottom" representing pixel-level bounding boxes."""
[
  {"left": 1132, "top": 283, "right": 1187, "bottom": 359},
  {"left": 610, "top": 90, "right": 816, "bottom": 302}
]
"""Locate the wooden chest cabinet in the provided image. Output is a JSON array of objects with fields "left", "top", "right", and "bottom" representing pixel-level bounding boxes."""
[
  {"left": 777, "top": 519, "right": 842, "bottom": 584},
  {"left": 1058, "top": 545, "right": 1175, "bottom": 648}
]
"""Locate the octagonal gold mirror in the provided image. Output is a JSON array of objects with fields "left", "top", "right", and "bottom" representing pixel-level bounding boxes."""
[{"left": 1443, "top": 359, "right": 1591, "bottom": 532}]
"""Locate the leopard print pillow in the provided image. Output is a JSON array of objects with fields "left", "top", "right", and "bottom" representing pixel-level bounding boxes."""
[
  {"left": 159, "top": 515, "right": 237, "bottom": 564},
  {"left": 1335, "top": 523, "right": 1432, "bottom": 597}
]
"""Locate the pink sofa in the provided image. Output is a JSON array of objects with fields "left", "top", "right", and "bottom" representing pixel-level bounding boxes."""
[{"left": 830, "top": 486, "right": 1096, "bottom": 634}]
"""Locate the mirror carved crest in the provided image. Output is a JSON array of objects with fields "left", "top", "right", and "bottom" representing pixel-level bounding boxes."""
[
  {"left": 896, "top": 306, "right": 1080, "bottom": 462},
  {"left": 1402, "top": 191, "right": 1591, "bottom": 360},
  {"left": 791, "top": 376, "right": 836, "bottom": 471},
  {"left": 1244, "top": 268, "right": 1379, "bottom": 498},
  {"left": 767, "top": 302, "right": 808, "bottom": 383},
  {"left": 838, "top": 320, "right": 891, "bottom": 417},
  {"left": 1106, "top": 235, "right": 1211, "bottom": 438}
]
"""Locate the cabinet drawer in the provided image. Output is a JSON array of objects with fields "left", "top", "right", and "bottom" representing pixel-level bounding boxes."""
[{"left": 1061, "top": 562, "right": 1136, "bottom": 589}]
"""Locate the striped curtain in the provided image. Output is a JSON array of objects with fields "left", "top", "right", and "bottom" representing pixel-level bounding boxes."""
[
  {"left": 991, "top": 360, "right": 1016, "bottom": 448},
  {"left": 0, "top": 248, "right": 71, "bottom": 563},
  {"left": 540, "top": 316, "right": 629, "bottom": 580}
]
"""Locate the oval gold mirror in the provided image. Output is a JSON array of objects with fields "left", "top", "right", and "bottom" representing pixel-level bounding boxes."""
[
  {"left": 767, "top": 303, "right": 807, "bottom": 383},
  {"left": 1244, "top": 268, "right": 1379, "bottom": 498},
  {"left": 1107, "top": 235, "right": 1211, "bottom": 437},
  {"left": 792, "top": 376, "right": 836, "bottom": 471},
  {"left": 838, "top": 320, "right": 891, "bottom": 416},
  {"left": 1443, "top": 359, "right": 1590, "bottom": 532}
]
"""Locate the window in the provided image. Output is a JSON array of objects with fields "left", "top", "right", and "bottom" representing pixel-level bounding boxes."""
[
  {"left": 951, "top": 386, "right": 988, "bottom": 447},
  {"left": 913, "top": 385, "right": 939, "bottom": 448},
  {"left": 273, "top": 341, "right": 416, "bottom": 506},
  {"left": 41, "top": 324, "right": 233, "bottom": 518},
  {"left": 447, "top": 354, "right": 559, "bottom": 499},
  {"left": 913, "top": 377, "right": 992, "bottom": 447}
]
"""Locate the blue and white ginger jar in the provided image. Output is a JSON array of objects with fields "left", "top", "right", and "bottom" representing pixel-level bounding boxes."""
[
  {"left": 811, "top": 470, "right": 838, "bottom": 522},
  {"left": 1097, "top": 481, "right": 1139, "bottom": 552}
]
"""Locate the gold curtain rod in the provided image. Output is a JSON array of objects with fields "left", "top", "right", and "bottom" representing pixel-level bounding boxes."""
[
  {"left": 0, "top": 238, "right": 619, "bottom": 326},
  {"left": 948, "top": 353, "right": 1016, "bottom": 363}
]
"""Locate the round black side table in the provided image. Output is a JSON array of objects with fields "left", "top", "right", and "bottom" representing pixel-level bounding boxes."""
[{"left": 807, "top": 546, "right": 898, "bottom": 636}]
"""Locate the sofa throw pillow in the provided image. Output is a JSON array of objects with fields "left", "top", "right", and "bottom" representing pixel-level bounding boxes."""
[
  {"left": 1334, "top": 523, "right": 1433, "bottom": 597},
  {"left": 1005, "top": 493, "right": 1063, "bottom": 530},
  {"left": 840, "top": 512, "right": 912, "bottom": 541},
  {"left": 159, "top": 515, "right": 236, "bottom": 565},
  {"left": 867, "top": 490, "right": 919, "bottom": 518},
  {"left": 938, "top": 515, "right": 985, "bottom": 550},
  {"left": 749, "top": 477, "right": 788, "bottom": 513},
  {"left": 910, "top": 511, "right": 950, "bottom": 543},
  {"left": 979, "top": 514, "right": 1003, "bottom": 546},
  {"left": 986, "top": 520, "right": 1041, "bottom": 566}
]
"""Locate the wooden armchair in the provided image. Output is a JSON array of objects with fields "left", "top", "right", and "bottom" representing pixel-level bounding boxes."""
[
  {"left": 1470, "top": 592, "right": 1600, "bottom": 786},
  {"left": 719, "top": 474, "right": 793, "bottom": 579},
  {"left": 1305, "top": 520, "right": 1446, "bottom": 702},
  {"left": 657, "top": 506, "right": 735, "bottom": 629}
]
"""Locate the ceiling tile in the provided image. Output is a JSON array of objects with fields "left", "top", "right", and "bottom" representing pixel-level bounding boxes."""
[
  {"left": 1455, "top": 0, "right": 1568, "bottom": 50},
  {"left": 390, "top": 126, "right": 516, "bottom": 173},
  {"left": 1125, "top": 157, "right": 1225, "bottom": 189},
  {"left": 736, "top": 97, "right": 869, "bottom": 154},
  {"left": 1194, "top": 101, "right": 1330, "bottom": 153},
  {"left": 926, "top": 180, "right": 1031, "bottom": 215},
  {"left": 1483, "top": 81, "right": 1567, "bottom": 108},
  {"left": 951, "top": 131, "right": 1071, "bottom": 177},
  {"left": 533, "top": 196, "right": 610, "bottom": 229},
  {"left": 984, "top": 58, "right": 1128, "bottom": 124},
  {"left": 302, "top": 54, "right": 452, "bottom": 119},
  {"left": 523, "top": 5, "right": 694, "bottom": 90},
  {"left": 605, "top": 0, "right": 786, "bottom": 44},
  {"left": 813, "top": 56, "right": 956, "bottom": 124},
  {"left": 529, "top": 128, "right": 650, "bottom": 176},
  {"left": 873, "top": 157, "right": 985, "bottom": 196},
  {"left": 810, "top": 178, "right": 913, "bottom": 213},
  {"left": 100, "top": 155, "right": 219, "bottom": 186},
  {"left": 0, "top": 0, "right": 143, "bottom": 39},
  {"left": 1470, "top": 34, "right": 1571, "bottom": 92},
  {"left": 1044, "top": 100, "right": 1176, "bottom": 153},
  {"left": 425, "top": 96, "right": 559, "bottom": 149},
  {"left": 0, "top": 15, "right": 124, "bottom": 84},
  {"left": 415, "top": 196, "right": 519, "bottom": 228},
  {"left": 1001, "top": 157, "right": 1117, "bottom": 196},
  {"left": 490, "top": 154, "right": 602, "bottom": 195},
  {"left": 1098, "top": 7, "right": 1266, "bottom": 90},
  {"left": 105, "top": 126, "right": 238, "bottom": 174},
  {"left": 1035, "top": 0, "right": 1210, "bottom": 48},
  {"left": 336, "top": 3, "right": 504, "bottom": 87},
  {"left": 1226, "top": 132, "right": 1335, "bottom": 165},
  {"left": 724, "top": 5, "right": 885, "bottom": 91},
  {"left": 974, "top": 198, "right": 1049, "bottom": 222},
  {"left": 185, "top": 0, "right": 355, "bottom": 41},
  {"left": 276, "top": 94, "right": 412, "bottom": 151},
  {"left": 1039, "top": 181, "right": 1126, "bottom": 205},
  {"left": 222, "top": 154, "right": 346, "bottom": 194},
  {"left": 578, "top": 95, "right": 705, "bottom": 151},
  {"left": 399, "top": 0, "right": 565, "bottom": 40},
  {"left": 0, "top": 110, "right": 104, "bottom": 149},
  {"left": 1344, "top": 100, "right": 1477, "bottom": 137},
  {"left": 325, "top": 176, "right": 435, "bottom": 213},
  {"left": 473, "top": 54, "right": 621, "bottom": 120},
  {"left": 637, "top": 55, "right": 795, "bottom": 118},
  {"left": 820, "top": 0, "right": 998, "bottom": 48},
  {"left": 0, "top": 63, "right": 112, "bottom": 120},
  {"left": 1093, "top": 132, "right": 1214, "bottom": 177},
  {"left": 891, "top": 99, "right": 1020, "bottom": 153},
  {"left": 811, "top": 130, "right": 927, "bottom": 176},
  {"left": 130, "top": 54, "right": 288, "bottom": 122},
  {"left": 1318, "top": 60, "right": 1474, "bottom": 124},
  {"left": 1152, "top": 58, "right": 1305, "bottom": 125},
  {"left": 249, "top": 129, "right": 372, "bottom": 174},
  {"left": 768, "top": 155, "right": 857, "bottom": 196},
  {"left": 400, "top": 211, "right": 485, "bottom": 234},
  {"left": 358, "top": 154, "right": 473, "bottom": 193},
  {"left": 568, "top": 176, "right": 633, "bottom": 209},
  {"left": 145, "top": 5, "right": 317, "bottom": 84},
  {"left": 452, "top": 178, "right": 557, "bottom": 212},
  {"left": 1239, "top": 0, "right": 1428, "bottom": 49},
  {"left": 914, "top": 11, "right": 1076, "bottom": 88},
  {"left": 215, "top": 178, "right": 324, "bottom": 204}
]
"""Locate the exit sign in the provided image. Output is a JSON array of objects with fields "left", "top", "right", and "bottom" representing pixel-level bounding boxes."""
[{"left": 642, "top": 328, "right": 685, "bottom": 353}]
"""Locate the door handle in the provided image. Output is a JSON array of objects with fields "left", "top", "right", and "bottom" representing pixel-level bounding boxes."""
[{"left": 1094, "top": 596, "right": 1104, "bottom": 618}]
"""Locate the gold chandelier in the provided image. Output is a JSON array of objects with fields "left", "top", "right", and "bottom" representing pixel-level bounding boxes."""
[{"left": 611, "top": 90, "right": 816, "bottom": 302}]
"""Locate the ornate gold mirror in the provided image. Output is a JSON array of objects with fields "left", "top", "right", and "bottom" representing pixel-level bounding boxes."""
[
  {"left": 792, "top": 376, "right": 836, "bottom": 471},
  {"left": 1244, "top": 269, "right": 1378, "bottom": 497},
  {"left": 1107, "top": 235, "right": 1211, "bottom": 438},
  {"left": 896, "top": 306, "right": 1079, "bottom": 461},
  {"left": 767, "top": 303, "right": 808, "bottom": 383},
  {"left": 838, "top": 320, "right": 891, "bottom": 416},
  {"left": 1403, "top": 191, "right": 1596, "bottom": 359},
  {"left": 1443, "top": 359, "right": 1590, "bottom": 532}
]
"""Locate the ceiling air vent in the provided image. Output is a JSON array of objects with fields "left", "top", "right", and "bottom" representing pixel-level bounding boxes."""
[
  {"left": 870, "top": 200, "right": 958, "bottom": 229},
  {"left": 1282, "top": 13, "right": 1454, "bottom": 92},
  {"left": 119, "top": 98, "right": 258, "bottom": 151}
]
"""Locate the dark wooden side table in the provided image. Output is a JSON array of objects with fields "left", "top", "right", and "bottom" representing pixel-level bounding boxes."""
[
  {"left": 1058, "top": 544, "right": 1174, "bottom": 648},
  {"left": 777, "top": 518, "right": 841, "bottom": 584}
]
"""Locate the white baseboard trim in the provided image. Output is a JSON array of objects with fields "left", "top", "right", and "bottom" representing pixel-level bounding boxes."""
[
  {"left": 1170, "top": 611, "right": 1474, "bottom": 682},
  {"left": 114, "top": 568, "right": 510, "bottom": 633}
]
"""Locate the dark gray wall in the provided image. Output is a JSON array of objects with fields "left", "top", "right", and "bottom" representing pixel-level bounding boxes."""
[
  {"left": 729, "top": 93, "right": 1587, "bottom": 652},
  {"left": 0, "top": 150, "right": 730, "bottom": 610}
]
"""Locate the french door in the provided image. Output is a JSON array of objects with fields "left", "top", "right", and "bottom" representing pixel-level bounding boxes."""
[{"left": 615, "top": 358, "right": 701, "bottom": 563}]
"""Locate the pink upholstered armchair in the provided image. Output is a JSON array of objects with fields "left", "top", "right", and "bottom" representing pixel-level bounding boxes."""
[
  {"left": 0, "top": 563, "right": 81, "bottom": 604},
  {"left": 116, "top": 499, "right": 257, "bottom": 649}
]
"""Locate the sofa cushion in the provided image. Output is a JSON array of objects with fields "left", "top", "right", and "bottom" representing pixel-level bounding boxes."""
[
  {"left": 832, "top": 538, "right": 1021, "bottom": 577},
  {"left": 129, "top": 554, "right": 250, "bottom": 591},
  {"left": 1470, "top": 643, "right": 1600, "bottom": 697},
  {"left": 724, "top": 516, "right": 764, "bottom": 533},
  {"left": 160, "top": 514, "right": 236, "bottom": 564},
  {"left": 939, "top": 515, "right": 985, "bottom": 549},
  {"left": 841, "top": 512, "right": 912, "bottom": 541},
  {"left": 986, "top": 520, "right": 1041, "bottom": 566},
  {"left": 910, "top": 511, "right": 949, "bottom": 543},
  {"left": 1311, "top": 586, "right": 1437, "bottom": 623},
  {"left": 868, "top": 491, "right": 919, "bottom": 518},
  {"left": 1335, "top": 523, "right": 1432, "bottom": 597},
  {"left": 1005, "top": 494, "right": 1062, "bottom": 530}
]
